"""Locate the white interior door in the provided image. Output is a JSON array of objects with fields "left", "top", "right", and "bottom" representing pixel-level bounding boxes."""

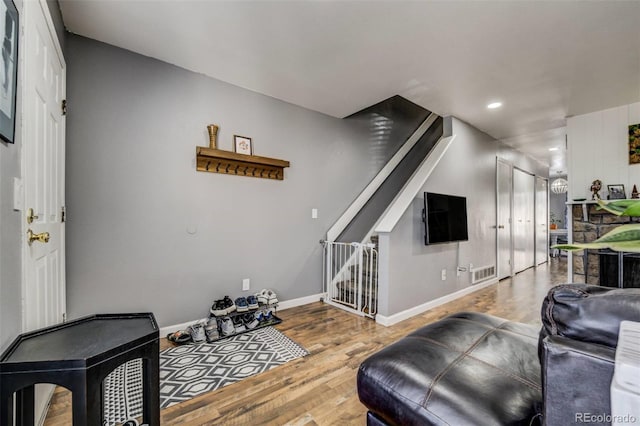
[
  {"left": 22, "top": 0, "right": 66, "bottom": 422},
  {"left": 535, "top": 176, "right": 549, "bottom": 265},
  {"left": 513, "top": 168, "right": 535, "bottom": 273},
  {"left": 497, "top": 159, "right": 513, "bottom": 279}
]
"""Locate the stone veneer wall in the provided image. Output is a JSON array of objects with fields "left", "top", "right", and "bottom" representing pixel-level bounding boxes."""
[{"left": 572, "top": 203, "right": 639, "bottom": 284}]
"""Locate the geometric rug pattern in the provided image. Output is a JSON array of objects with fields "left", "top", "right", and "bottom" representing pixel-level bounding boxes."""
[{"left": 103, "top": 327, "right": 308, "bottom": 424}]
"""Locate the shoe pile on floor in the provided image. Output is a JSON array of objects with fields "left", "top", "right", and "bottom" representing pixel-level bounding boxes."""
[{"left": 167, "top": 289, "right": 279, "bottom": 345}]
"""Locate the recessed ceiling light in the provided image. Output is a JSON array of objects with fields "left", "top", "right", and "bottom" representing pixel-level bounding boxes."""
[
  {"left": 487, "top": 102, "right": 502, "bottom": 109},
  {"left": 549, "top": 147, "right": 559, "bottom": 151}
]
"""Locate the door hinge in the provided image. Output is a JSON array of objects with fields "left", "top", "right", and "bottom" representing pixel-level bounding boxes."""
[
  {"left": 61, "top": 99, "right": 67, "bottom": 115},
  {"left": 61, "top": 206, "right": 66, "bottom": 223},
  {"left": 62, "top": 313, "right": 67, "bottom": 322}
]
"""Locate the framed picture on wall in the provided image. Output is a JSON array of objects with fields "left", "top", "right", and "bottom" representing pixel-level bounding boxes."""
[
  {"left": 608, "top": 184, "right": 626, "bottom": 200},
  {"left": 233, "top": 135, "right": 253, "bottom": 156},
  {"left": 0, "top": 0, "right": 17, "bottom": 144}
]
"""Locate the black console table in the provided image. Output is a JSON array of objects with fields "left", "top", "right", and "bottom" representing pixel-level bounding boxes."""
[{"left": 0, "top": 313, "right": 159, "bottom": 426}]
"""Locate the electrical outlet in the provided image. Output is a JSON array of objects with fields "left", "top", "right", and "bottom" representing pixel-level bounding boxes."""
[
  {"left": 242, "top": 278, "right": 250, "bottom": 291},
  {"left": 441, "top": 269, "right": 446, "bottom": 281}
]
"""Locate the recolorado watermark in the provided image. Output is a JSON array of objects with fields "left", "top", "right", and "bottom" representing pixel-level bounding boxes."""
[{"left": 576, "top": 413, "right": 637, "bottom": 423}]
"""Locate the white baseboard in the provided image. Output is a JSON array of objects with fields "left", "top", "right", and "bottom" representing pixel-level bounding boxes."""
[
  {"left": 159, "top": 293, "right": 324, "bottom": 336},
  {"left": 375, "top": 278, "right": 498, "bottom": 327},
  {"left": 275, "top": 293, "right": 324, "bottom": 311}
]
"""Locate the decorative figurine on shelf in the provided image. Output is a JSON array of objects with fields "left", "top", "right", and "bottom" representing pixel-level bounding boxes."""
[
  {"left": 633, "top": 185, "right": 639, "bottom": 199},
  {"left": 590, "top": 179, "right": 602, "bottom": 200},
  {"left": 207, "top": 124, "right": 219, "bottom": 149}
]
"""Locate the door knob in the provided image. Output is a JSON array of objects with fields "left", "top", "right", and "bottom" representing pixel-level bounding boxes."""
[
  {"left": 26, "top": 208, "right": 39, "bottom": 224},
  {"left": 27, "top": 229, "right": 50, "bottom": 245},
  {"left": 498, "top": 225, "right": 505, "bottom": 229}
]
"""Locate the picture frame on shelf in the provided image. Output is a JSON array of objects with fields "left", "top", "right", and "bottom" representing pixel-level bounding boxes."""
[
  {"left": 233, "top": 135, "right": 252, "bottom": 156},
  {"left": 0, "top": 0, "right": 18, "bottom": 144},
  {"left": 608, "top": 184, "right": 626, "bottom": 200}
]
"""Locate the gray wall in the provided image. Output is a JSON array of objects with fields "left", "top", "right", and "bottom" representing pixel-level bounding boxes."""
[
  {"left": 0, "top": 0, "right": 23, "bottom": 352},
  {"left": 65, "top": 35, "right": 407, "bottom": 327},
  {"left": 382, "top": 117, "right": 548, "bottom": 316}
]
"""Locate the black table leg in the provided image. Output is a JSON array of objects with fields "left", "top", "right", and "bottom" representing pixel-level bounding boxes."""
[
  {"left": 16, "top": 385, "right": 34, "bottom": 426},
  {"left": 143, "top": 345, "right": 160, "bottom": 426},
  {"left": 1, "top": 388, "right": 14, "bottom": 426}
]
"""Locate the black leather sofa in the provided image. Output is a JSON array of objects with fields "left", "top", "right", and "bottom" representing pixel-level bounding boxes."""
[{"left": 357, "top": 284, "right": 640, "bottom": 426}]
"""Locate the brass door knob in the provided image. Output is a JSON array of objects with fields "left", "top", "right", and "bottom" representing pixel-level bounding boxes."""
[{"left": 27, "top": 229, "right": 50, "bottom": 245}]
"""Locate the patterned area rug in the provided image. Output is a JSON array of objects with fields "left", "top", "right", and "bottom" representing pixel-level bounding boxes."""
[{"left": 103, "top": 326, "right": 308, "bottom": 425}]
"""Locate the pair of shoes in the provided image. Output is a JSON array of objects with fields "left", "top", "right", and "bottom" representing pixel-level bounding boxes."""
[
  {"left": 235, "top": 297, "right": 249, "bottom": 312},
  {"left": 188, "top": 322, "right": 206, "bottom": 343},
  {"left": 256, "top": 289, "right": 278, "bottom": 306},
  {"left": 205, "top": 317, "right": 219, "bottom": 342},
  {"left": 167, "top": 330, "right": 191, "bottom": 345},
  {"left": 220, "top": 316, "right": 235, "bottom": 337},
  {"left": 233, "top": 316, "right": 247, "bottom": 333},
  {"left": 210, "top": 296, "right": 237, "bottom": 316},
  {"left": 244, "top": 312, "right": 260, "bottom": 329},
  {"left": 247, "top": 295, "right": 259, "bottom": 309},
  {"left": 255, "top": 308, "right": 274, "bottom": 323}
]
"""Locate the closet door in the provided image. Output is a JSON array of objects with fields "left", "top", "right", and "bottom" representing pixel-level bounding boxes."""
[
  {"left": 513, "top": 169, "right": 536, "bottom": 272},
  {"left": 535, "top": 176, "right": 549, "bottom": 265}
]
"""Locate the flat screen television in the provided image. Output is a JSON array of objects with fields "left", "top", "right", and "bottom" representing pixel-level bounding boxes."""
[{"left": 423, "top": 192, "right": 469, "bottom": 245}]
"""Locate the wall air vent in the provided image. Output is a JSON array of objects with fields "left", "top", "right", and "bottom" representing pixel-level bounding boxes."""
[{"left": 471, "top": 265, "right": 495, "bottom": 284}]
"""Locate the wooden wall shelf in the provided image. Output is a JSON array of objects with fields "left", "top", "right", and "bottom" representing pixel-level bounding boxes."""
[{"left": 196, "top": 147, "right": 290, "bottom": 180}]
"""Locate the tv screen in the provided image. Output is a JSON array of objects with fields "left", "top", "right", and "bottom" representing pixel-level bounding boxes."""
[{"left": 424, "top": 192, "right": 469, "bottom": 245}]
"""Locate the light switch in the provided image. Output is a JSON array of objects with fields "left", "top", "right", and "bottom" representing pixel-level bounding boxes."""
[{"left": 311, "top": 208, "right": 318, "bottom": 219}]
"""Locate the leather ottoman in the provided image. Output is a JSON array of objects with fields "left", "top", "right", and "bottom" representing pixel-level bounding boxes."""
[{"left": 357, "top": 312, "right": 542, "bottom": 426}]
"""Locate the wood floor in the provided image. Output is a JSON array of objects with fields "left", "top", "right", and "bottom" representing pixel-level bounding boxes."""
[{"left": 43, "top": 258, "right": 568, "bottom": 425}]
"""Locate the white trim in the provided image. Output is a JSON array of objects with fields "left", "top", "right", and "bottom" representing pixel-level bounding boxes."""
[
  {"left": 160, "top": 293, "right": 324, "bottom": 336},
  {"left": 277, "top": 293, "right": 324, "bottom": 311},
  {"left": 374, "top": 135, "right": 456, "bottom": 233},
  {"left": 375, "top": 278, "right": 498, "bottom": 327},
  {"left": 327, "top": 113, "right": 437, "bottom": 241}
]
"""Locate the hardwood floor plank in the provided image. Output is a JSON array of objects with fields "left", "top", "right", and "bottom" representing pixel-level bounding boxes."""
[{"left": 43, "top": 258, "right": 567, "bottom": 426}]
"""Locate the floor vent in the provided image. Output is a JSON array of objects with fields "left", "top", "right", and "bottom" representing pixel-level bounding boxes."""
[{"left": 471, "top": 265, "right": 495, "bottom": 284}]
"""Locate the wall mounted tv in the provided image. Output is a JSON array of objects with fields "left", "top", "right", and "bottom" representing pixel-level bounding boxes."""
[{"left": 423, "top": 192, "right": 469, "bottom": 245}]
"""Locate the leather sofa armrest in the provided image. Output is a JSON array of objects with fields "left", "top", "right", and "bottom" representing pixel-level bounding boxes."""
[{"left": 542, "top": 335, "right": 615, "bottom": 426}]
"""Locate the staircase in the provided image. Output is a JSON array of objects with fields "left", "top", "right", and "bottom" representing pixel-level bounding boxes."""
[{"left": 323, "top": 96, "right": 447, "bottom": 319}]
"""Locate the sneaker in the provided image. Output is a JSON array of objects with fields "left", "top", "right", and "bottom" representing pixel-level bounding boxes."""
[
  {"left": 223, "top": 296, "right": 236, "bottom": 314},
  {"left": 205, "top": 317, "right": 220, "bottom": 342},
  {"left": 188, "top": 322, "right": 206, "bottom": 343},
  {"left": 210, "top": 299, "right": 227, "bottom": 317},
  {"left": 246, "top": 295, "right": 259, "bottom": 310},
  {"left": 244, "top": 313, "right": 259, "bottom": 329},
  {"left": 263, "top": 308, "right": 274, "bottom": 323},
  {"left": 235, "top": 297, "right": 249, "bottom": 312},
  {"left": 220, "top": 316, "right": 235, "bottom": 336},
  {"left": 254, "top": 310, "right": 264, "bottom": 322},
  {"left": 257, "top": 289, "right": 278, "bottom": 305},
  {"left": 233, "top": 316, "right": 247, "bottom": 333}
]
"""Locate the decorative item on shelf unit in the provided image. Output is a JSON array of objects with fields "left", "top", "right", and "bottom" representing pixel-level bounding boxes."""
[
  {"left": 550, "top": 178, "right": 568, "bottom": 194},
  {"left": 607, "top": 184, "right": 626, "bottom": 200},
  {"left": 629, "top": 123, "right": 640, "bottom": 164},
  {"left": 206, "top": 124, "right": 219, "bottom": 149},
  {"left": 549, "top": 212, "right": 559, "bottom": 230},
  {"left": 633, "top": 185, "right": 639, "bottom": 199},
  {"left": 0, "top": 0, "right": 18, "bottom": 144},
  {"left": 590, "top": 179, "right": 602, "bottom": 200},
  {"left": 233, "top": 135, "right": 253, "bottom": 156}
]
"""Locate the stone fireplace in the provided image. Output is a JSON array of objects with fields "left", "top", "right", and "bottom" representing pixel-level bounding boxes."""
[{"left": 571, "top": 202, "right": 640, "bottom": 287}]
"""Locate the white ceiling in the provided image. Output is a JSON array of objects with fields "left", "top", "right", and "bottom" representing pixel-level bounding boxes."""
[{"left": 59, "top": 1, "right": 640, "bottom": 174}]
